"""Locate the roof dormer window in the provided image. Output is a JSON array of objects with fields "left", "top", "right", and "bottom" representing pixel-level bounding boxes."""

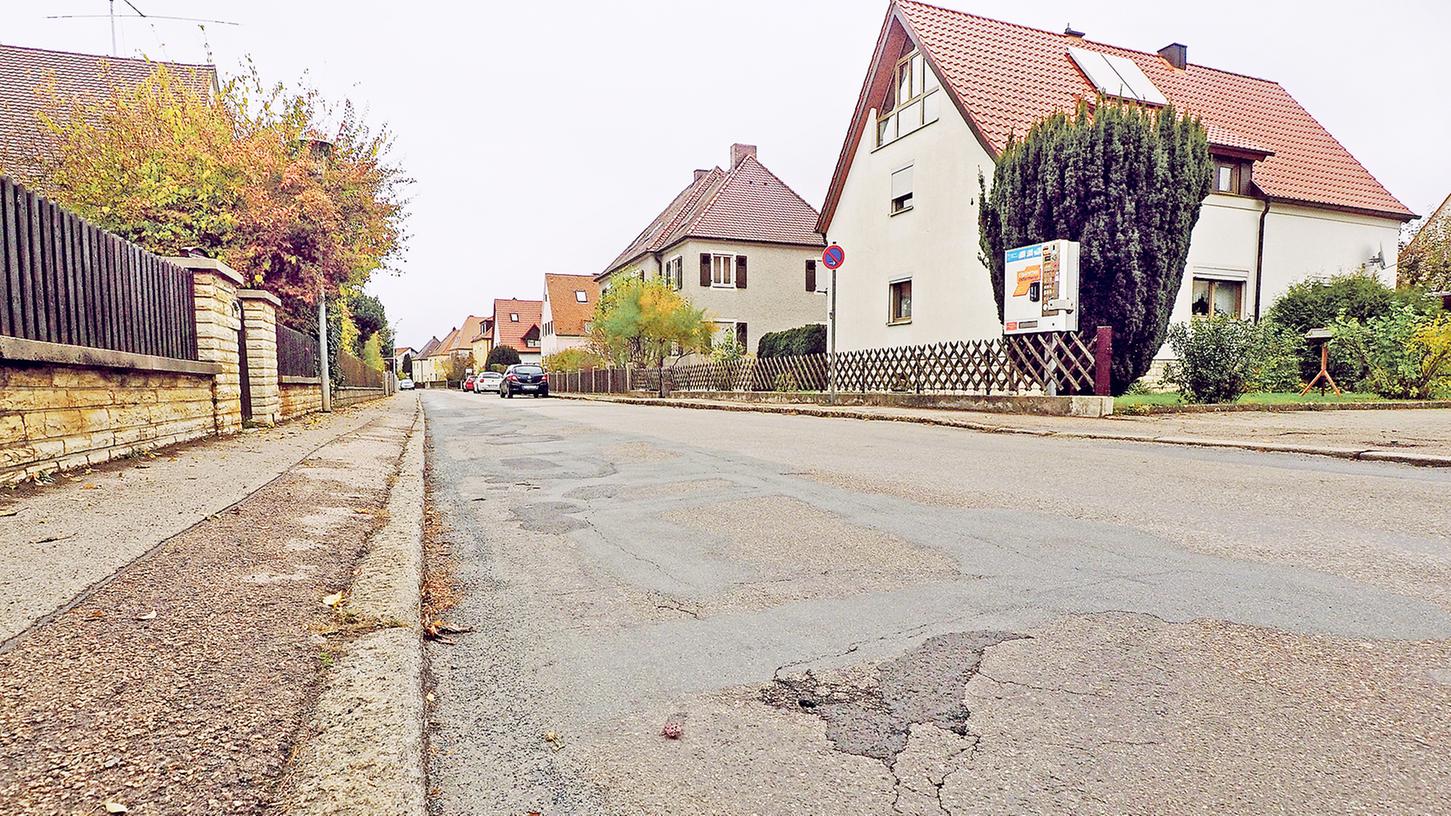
[
  {"left": 575, "top": 291, "right": 588, "bottom": 303},
  {"left": 877, "top": 50, "right": 941, "bottom": 147}
]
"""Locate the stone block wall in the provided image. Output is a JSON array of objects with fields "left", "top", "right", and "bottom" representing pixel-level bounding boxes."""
[
  {"left": 335, "top": 386, "right": 388, "bottom": 408},
  {"left": 0, "top": 362, "right": 216, "bottom": 485},
  {"left": 280, "top": 379, "right": 324, "bottom": 420},
  {"left": 239, "top": 290, "right": 282, "bottom": 426},
  {"left": 184, "top": 259, "right": 243, "bottom": 435}
]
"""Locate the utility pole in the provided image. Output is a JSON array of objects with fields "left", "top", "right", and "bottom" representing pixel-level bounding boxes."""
[{"left": 318, "top": 282, "right": 332, "bottom": 412}]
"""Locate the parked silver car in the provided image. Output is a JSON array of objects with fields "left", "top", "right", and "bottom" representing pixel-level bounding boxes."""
[{"left": 474, "top": 371, "right": 504, "bottom": 394}]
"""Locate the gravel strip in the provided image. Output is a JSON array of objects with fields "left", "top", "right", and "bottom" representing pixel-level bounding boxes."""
[{"left": 0, "top": 399, "right": 416, "bottom": 815}]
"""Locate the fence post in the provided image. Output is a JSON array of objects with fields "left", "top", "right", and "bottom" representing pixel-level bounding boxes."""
[
  {"left": 169, "top": 255, "right": 244, "bottom": 435},
  {"left": 1094, "top": 325, "right": 1113, "bottom": 397},
  {"left": 237, "top": 289, "right": 282, "bottom": 426}
]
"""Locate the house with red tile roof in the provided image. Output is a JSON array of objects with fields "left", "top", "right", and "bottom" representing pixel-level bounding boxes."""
[
  {"left": 491, "top": 298, "right": 543, "bottom": 363},
  {"left": 598, "top": 144, "right": 826, "bottom": 354},
  {"left": 541, "top": 274, "right": 601, "bottom": 357},
  {"left": 821, "top": 1, "right": 1414, "bottom": 353},
  {"left": 0, "top": 43, "right": 219, "bottom": 185}
]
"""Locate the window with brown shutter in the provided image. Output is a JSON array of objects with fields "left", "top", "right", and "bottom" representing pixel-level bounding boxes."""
[
  {"left": 700, "top": 254, "right": 711, "bottom": 287},
  {"left": 805, "top": 260, "right": 817, "bottom": 292},
  {"left": 735, "top": 255, "right": 747, "bottom": 289}
]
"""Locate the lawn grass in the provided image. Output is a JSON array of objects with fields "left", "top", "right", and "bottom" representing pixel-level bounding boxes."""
[{"left": 1116, "top": 391, "right": 1384, "bottom": 410}]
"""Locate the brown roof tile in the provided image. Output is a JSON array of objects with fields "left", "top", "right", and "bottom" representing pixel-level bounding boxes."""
[
  {"left": 0, "top": 43, "right": 218, "bottom": 183},
  {"left": 822, "top": 2, "right": 1412, "bottom": 227},
  {"left": 492, "top": 299, "right": 543, "bottom": 351},
  {"left": 543, "top": 274, "right": 600, "bottom": 338}
]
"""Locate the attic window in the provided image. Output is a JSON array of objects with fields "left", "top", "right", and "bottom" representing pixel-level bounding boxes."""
[
  {"left": 510, "top": 313, "right": 519, "bottom": 322},
  {"left": 1068, "top": 47, "right": 1168, "bottom": 106},
  {"left": 877, "top": 50, "right": 941, "bottom": 147},
  {"left": 575, "top": 291, "right": 588, "bottom": 303}
]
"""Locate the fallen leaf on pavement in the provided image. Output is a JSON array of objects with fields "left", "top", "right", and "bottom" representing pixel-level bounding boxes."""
[
  {"left": 84, "top": 609, "right": 105, "bottom": 621},
  {"left": 661, "top": 712, "right": 687, "bottom": 740},
  {"left": 136, "top": 610, "right": 157, "bottom": 621},
  {"left": 104, "top": 800, "right": 128, "bottom": 813},
  {"left": 83, "top": 483, "right": 99, "bottom": 490},
  {"left": 322, "top": 592, "right": 344, "bottom": 608}
]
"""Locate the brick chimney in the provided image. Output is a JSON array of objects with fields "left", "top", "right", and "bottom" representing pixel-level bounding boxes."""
[
  {"left": 694, "top": 168, "right": 711, "bottom": 182},
  {"left": 730, "top": 143, "right": 757, "bottom": 168},
  {"left": 1158, "top": 42, "right": 1187, "bottom": 70}
]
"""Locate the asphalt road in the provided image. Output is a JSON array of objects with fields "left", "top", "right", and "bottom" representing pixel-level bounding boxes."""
[{"left": 421, "top": 390, "right": 1451, "bottom": 815}]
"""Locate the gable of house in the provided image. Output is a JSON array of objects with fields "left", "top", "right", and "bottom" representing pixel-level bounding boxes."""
[
  {"left": 601, "top": 145, "right": 824, "bottom": 280},
  {"left": 543, "top": 274, "right": 600, "bottom": 338},
  {"left": 492, "top": 298, "right": 543, "bottom": 351},
  {"left": 0, "top": 43, "right": 219, "bottom": 184},
  {"left": 820, "top": 0, "right": 1412, "bottom": 232}
]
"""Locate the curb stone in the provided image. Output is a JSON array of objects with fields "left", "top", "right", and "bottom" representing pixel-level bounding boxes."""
[
  {"left": 283, "top": 397, "right": 427, "bottom": 816},
  {"left": 558, "top": 394, "right": 1451, "bottom": 468}
]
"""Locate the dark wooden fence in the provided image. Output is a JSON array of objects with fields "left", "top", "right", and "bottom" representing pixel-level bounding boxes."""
[
  {"left": 336, "top": 348, "right": 385, "bottom": 389},
  {"left": 554, "top": 330, "right": 1109, "bottom": 397},
  {"left": 0, "top": 176, "right": 197, "bottom": 360},
  {"left": 276, "top": 324, "right": 319, "bottom": 378}
]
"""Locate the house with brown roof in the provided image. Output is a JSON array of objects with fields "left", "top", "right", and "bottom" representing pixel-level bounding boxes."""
[
  {"left": 411, "top": 336, "right": 442, "bottom": 385},
  {"left": 491, "top": 299, "right": 543, "bottom": 363},
  {"left": 470, "top": 316, "right": 495, "bottom": 371},
  {"left": 598, "top": 144, "right": 827, "bottom": 354},
  {"left": 0, "top": 43, "right": 219, "bottom": 185},
  {"left": 821, "top": 1, "right": 1414, "bottom": 353},
  {"left": 541, "top": 274, "right": 601, "bottom": 357}
]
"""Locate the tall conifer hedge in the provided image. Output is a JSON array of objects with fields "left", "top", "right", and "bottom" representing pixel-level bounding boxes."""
[{"left": 979, "top": 101, "right": 1212, "bottom": 394}]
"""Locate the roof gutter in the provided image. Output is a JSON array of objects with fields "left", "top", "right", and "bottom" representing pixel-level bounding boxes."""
[{"left": 1252, "top": 198, "right": 1270, "bottom": 320}]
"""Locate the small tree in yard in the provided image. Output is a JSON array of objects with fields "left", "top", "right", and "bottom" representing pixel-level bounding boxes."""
[
  {"left": 486, "top": 345, "right": 521, "bottom": 370},
  {"left": 590, "top": 277, "right": 712, "bottom": 396},
  {"left": 1332, "top": 307, "right": 1451, "bottom": 399},
  {"left": 1163, "top": 317, "right": 1302, "bottom": 403},
  {"left": 979, "top": 101, "right": 1213, "bottom": 394},
  {"left": 543, "top": 348, "right": 605, "bottom": 372}
]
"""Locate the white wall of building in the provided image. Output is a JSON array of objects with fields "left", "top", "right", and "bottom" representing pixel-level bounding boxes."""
[
  {"left": 824, "top": 84, "right": 1000, "bottom": 352},
  {"left": 1259, "top": 203, "right": 1401, "bottom": 307}
]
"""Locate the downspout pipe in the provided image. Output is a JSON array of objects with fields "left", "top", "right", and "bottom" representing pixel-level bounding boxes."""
[{"left": 1252, "top": 199, "right": 1271, "bottom": 320}]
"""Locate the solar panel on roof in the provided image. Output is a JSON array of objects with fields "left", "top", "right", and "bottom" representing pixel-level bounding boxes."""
[{"left": 1068, "top": 47, "right": 1168, "bottom": 106}]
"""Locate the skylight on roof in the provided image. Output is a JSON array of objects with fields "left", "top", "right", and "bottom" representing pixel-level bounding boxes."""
[{"left": 1068, "top": 47, "right": 1168, "bottom": 106}]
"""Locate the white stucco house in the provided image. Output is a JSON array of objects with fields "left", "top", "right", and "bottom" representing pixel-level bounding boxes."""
[
  {"left": 541, "top": 273, "right": 601, "bottom": 357},
  {"left": 819, "top": 0, "right": 1415, "bottom": 354},
  {"left": 598, "top": 144, "right": 827, "bottom": 353}
]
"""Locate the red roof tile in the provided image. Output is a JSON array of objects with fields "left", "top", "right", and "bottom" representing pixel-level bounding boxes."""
[
  {"left": 492, "top": 299, "right": 543, "bottom": 351},
  {"left": 0, "top": 43, "right": 218, "bottom": 184},
  {"left": 543, "top": 274, "right": 600, "bottom": 338},
  {"left": 603, "top": 150, "right": 823, "bottom": 277},
  {"left": 822, "top": 2, "right": 1412, "bottom": 226}
]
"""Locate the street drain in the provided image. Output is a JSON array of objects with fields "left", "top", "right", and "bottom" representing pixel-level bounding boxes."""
[{"left": 761, "top": 630, "right": 1024, "bottom": 766}]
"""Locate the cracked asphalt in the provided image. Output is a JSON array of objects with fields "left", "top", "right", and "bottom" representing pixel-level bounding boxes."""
[{"left": 421, "top": 391, "right": 1451, "bottom": 815}]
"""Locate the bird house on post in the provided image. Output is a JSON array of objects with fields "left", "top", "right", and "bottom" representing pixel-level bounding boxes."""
[{"left": 1301, "top": 328, "right": 1341, "bottom": 396}]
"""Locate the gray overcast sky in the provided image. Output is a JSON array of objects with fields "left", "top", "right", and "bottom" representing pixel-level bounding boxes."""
[{"left": 5, "top": 1, "right": 1448, "bottom": 348}]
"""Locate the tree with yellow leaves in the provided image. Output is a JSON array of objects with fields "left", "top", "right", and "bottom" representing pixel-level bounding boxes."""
[{"left": 589, "top": 277, "right": 713, "bottom": 396}]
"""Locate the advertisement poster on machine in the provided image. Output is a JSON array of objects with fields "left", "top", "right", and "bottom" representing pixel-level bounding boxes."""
[{"left": 1003, "top": 240, "right": 1080, "bottom": 335}]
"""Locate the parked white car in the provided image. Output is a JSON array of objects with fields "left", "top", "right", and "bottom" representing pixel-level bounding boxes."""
[
  {"left": 398, "top": 378, "right": 415, "bottom": 390},
  {"left": 474, "top": 371, "right": 504, "bottom": 393}
]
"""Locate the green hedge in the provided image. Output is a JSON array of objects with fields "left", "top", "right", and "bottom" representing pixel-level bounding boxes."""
[{"left": 757, "top": 324, "right": 827, "bottom": 358}]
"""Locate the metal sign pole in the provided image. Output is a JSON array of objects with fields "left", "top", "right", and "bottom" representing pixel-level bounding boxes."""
[{"left": 829, "top": 265, "right": 838, "bottom": 405}]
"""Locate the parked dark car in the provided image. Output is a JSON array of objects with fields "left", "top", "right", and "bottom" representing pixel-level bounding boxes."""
[{"left": 498, "top": 364, "right": 549, "bottom": 398}]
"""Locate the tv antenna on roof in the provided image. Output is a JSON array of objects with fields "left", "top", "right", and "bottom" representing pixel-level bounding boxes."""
[{"left": 45, "top": 1, "right": 239, "bottom": 58}]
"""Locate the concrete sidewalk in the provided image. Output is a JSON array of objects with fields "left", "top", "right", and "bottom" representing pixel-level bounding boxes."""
[{"left": 560, "top": 394, "right": 1451, "bottom": 466}]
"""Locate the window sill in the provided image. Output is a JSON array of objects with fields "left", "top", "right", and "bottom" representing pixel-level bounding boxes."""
[
  {"left": 887, "top": 318, "right": 912, "bottom": 326},
  {"left": 710, "top": 284, "right": 738, "bottom": 290},
  {"left": 871, "top": 116, "right": 939, "bottom": 153},
  {"left": 890, "top": 205, "right": 914, "bottom": 217}
]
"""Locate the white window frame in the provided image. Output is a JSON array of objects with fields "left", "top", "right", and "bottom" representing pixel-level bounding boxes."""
[
  {"left": 510, "top": 313, "right": 519, "bottom": 322},
  {"left": 876, "top": 50, "right": 941, "bottom": 148},
  {"left": 711, "top": 254, "right": 736, "bottom": 288},
  {"left": 664, "top": 255, "right": 683, "bottom": 290},
  {"left": 574, "top": 290, "right": 588, "bottom": 303},
  {"left": 888, "top": 277, "right": 913, "bottom": 325},
  {"left": 890, "top": 164, "right": 914, "bottom": 215}
]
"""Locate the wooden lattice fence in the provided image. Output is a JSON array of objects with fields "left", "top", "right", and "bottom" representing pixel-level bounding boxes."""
[{"left": 551, "top": 330, "right": 1108, "bottom": 397}]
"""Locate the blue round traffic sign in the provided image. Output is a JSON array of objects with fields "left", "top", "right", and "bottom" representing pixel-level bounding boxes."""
[{"left": 822, "top": 244, "right": 845, "bottom": 270}]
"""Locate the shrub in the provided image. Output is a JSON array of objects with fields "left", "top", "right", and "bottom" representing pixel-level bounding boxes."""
[
  {"left": 486, "top": 345, "right": 521, "bottom": 369},
  {"left": 1266, "top": 273, "right": 1437, "bottom": 382},
  {"left": 1332, "top": 307, "right": 1451, "bottom": 399},
  {"left": 1163, "top": 317, "right": 1301, "bottom": 403},
  {"left": 758, "top": 324, "right": 827, "bottom": 358},
  {"left": 543, "top": 347, "right": 604, "bottom": 372}
]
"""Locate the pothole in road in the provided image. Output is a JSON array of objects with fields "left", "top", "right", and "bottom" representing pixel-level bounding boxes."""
[
  {"left": 761, "top": 630, "right": 1025, "bottom": 766},
  {"left": 512, "top": 501, "right": 589, "bottom": 534}
]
